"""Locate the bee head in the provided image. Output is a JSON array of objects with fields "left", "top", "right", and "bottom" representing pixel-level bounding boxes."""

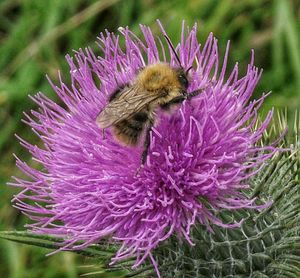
[{"left": 176, "top": 69, "right": 189, "bottom": 90}]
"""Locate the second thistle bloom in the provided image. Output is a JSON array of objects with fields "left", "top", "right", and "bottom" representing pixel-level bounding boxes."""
[{"left": 12, "top": 22, "right": 276, "bottom": 269}]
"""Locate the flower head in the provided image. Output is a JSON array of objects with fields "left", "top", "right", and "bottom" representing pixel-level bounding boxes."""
[{"left": 11, "top": 21, "right": 276, "bottom": 270}]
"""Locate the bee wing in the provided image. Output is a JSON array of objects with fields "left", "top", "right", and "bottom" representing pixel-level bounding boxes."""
[{"left": 96, "top": 86, "right": 158, "bottom": 128}]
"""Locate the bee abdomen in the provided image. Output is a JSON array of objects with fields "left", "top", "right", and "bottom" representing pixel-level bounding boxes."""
[
  {"left": 113, "top": 112, "right": 149, "bottom": 146},
  {"left": 132, "top": 112, "right": 148, "bottom": 122}
]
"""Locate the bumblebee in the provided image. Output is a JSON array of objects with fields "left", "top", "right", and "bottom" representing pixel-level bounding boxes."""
[{"left": 96, "top": 36, "right": 202, "bottom": 164}]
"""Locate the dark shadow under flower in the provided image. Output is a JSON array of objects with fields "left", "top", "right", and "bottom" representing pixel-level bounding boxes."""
[{"left": 10, "top": 21, "right": 279, "bottom": 273}]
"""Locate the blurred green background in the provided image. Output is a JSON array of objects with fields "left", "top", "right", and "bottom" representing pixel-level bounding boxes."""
[{"left": 0, "top": 0, "right": 299, "bottom": 277}]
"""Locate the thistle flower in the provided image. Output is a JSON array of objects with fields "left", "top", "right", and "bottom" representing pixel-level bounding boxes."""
[{"left": 11, "top": 21, "right": 277, "bottom": 274}]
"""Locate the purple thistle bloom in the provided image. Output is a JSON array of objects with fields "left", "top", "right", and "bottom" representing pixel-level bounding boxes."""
[{"left": 11, "top": 21, "right": 277, "bottom": 272}]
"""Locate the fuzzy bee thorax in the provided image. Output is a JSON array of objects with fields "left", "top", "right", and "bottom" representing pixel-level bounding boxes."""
[{"left": 136, "top": 63, "right": 182, "bottom": 93}]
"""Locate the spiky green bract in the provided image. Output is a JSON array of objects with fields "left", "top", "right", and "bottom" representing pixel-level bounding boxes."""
[{"left": 132, "top": 112, "right": 300, "bottom": 278}]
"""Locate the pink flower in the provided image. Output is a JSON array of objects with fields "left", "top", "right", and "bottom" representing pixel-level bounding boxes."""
[{"left": 10, "top": 21, "right": 277, "bottom": 273}]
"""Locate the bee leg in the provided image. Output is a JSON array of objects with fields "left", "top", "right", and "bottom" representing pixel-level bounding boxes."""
[
  {"left": 160, "top": 96, "right": 186, "bottom": 110},
  {"left": 187, "top": 87, "right": 207, "bottom": 100},
  {"left": 186, "top": 89, "right": 201, "bottom": 99},
  {"left": 135, "top": 126, "right": 151, "bottom": 176},
  {"left": 141, "top": 119, "right": 154, "bottom": 165},
  {"left": 102, "top": 128, "right": 106, "bottom": 140}
]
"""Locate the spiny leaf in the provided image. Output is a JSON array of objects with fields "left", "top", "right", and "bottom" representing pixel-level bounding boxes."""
[{"left": 0, "top": 231, "right": 118, "bottom": 258}]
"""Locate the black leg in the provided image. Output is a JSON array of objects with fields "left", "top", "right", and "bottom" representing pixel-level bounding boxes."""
[
  {"left": 141, "top": 119, "right": 154, "bottom": 165},
  {"left": 102, "top": 128, "right": 106, "bottom": 139},
  {"left": 161, "top": 88, "right": 204, "bottom": 110},
  {"left": 160, "top": 95, "right": 186, "bottom": 110},
  {"left": 186, "top": 89, "right": 203, "bottom": 100}
]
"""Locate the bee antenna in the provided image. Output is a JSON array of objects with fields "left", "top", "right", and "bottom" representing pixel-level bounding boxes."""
[
  {"left": 186, "top": 66, "right": 193, "bottom": 75},
  {"left": 163, "top": 35, "right": 183, "bottom": 68}
]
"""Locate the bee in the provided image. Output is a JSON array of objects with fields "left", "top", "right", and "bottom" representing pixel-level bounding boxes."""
[{"left": 96, "top": 35, "right": 203, "bottom": 164}]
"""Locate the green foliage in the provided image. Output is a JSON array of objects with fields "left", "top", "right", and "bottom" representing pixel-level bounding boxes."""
[{"left": 0, "top": 0, "right": 300, "bottom": 277}]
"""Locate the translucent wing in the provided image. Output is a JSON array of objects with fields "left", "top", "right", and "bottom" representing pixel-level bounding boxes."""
[{"left": 96, "top": 86, "right": 158, "bottom": 128}]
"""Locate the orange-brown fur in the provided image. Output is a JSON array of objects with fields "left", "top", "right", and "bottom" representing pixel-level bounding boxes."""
[
  {"left": 110, "top": 63, "right": 185, "bottom": 146},
  {"left": 135, "top": 63, "right": 183, "bottom": 105},
  {"left": 113, "top": 120, "right": 141, "bottom": 146}
]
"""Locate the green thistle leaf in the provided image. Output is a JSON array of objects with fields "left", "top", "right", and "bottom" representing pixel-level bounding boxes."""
[{"left": 0, "top": 231, "right": 118, "bottom": 259}]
